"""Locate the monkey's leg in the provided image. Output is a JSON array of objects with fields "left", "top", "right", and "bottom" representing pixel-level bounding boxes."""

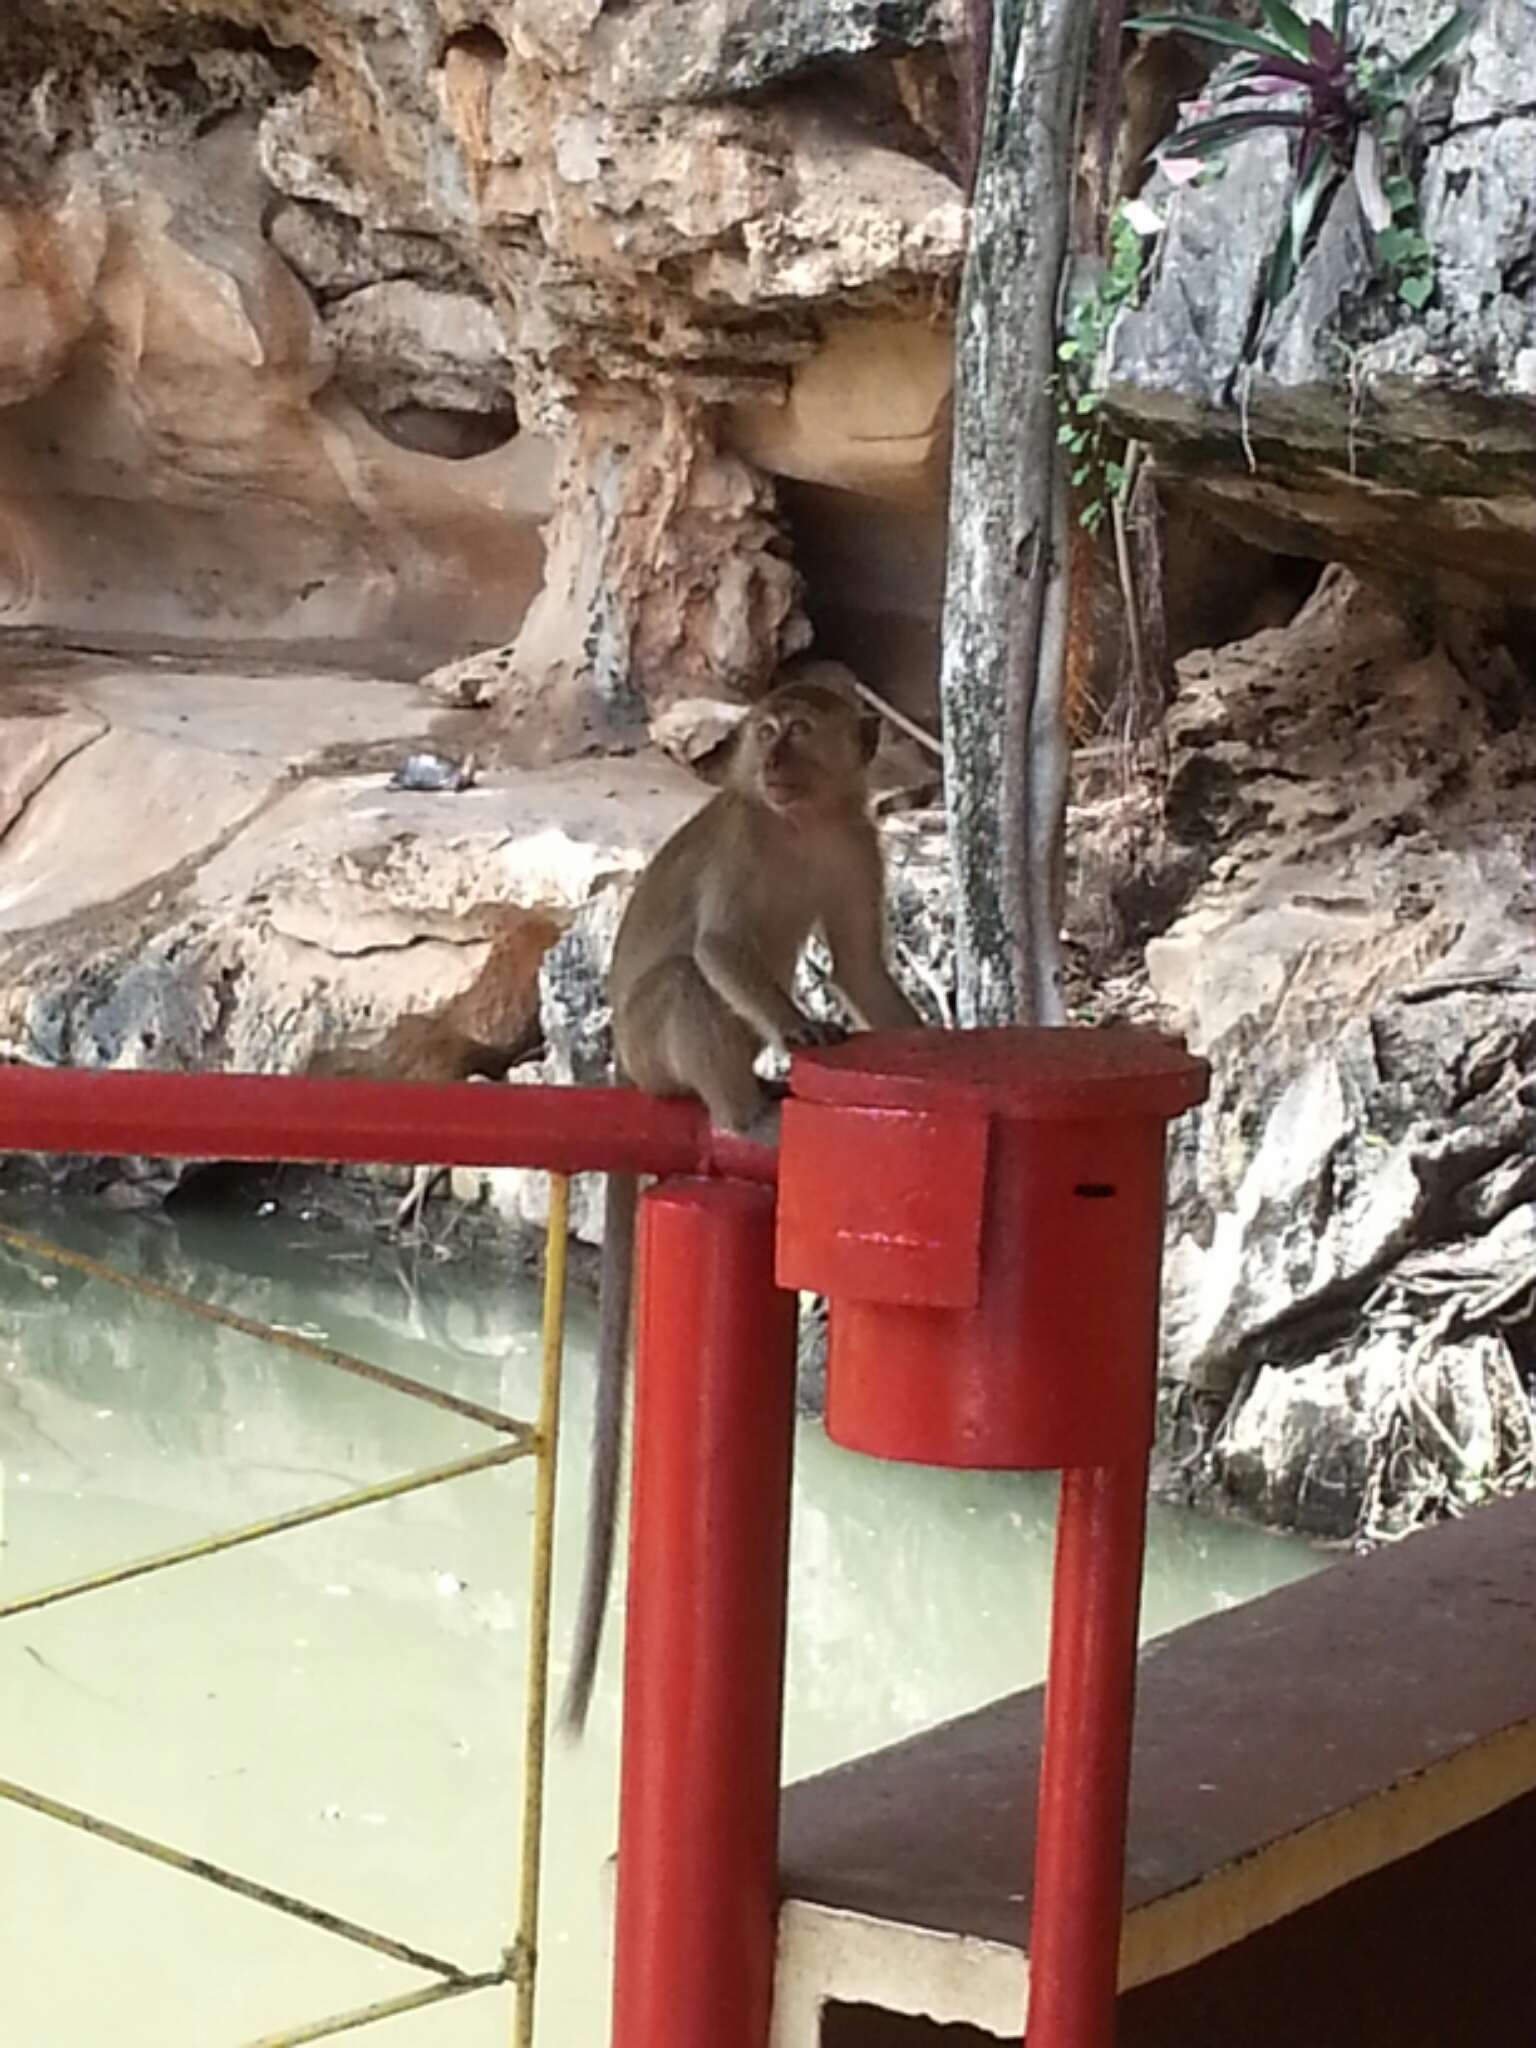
[{"left": 622, "top": 961, "right": 768, "bottom": 1135}]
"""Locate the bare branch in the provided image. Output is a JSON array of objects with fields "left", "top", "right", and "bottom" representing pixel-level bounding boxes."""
[{"left": 849, "top": 678, "right": 945, "bottom": 762}]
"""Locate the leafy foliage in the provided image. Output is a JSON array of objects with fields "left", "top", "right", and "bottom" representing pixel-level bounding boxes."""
[
  {"left": 1126, "top": 0, "right": 1476, "bottom": 326},
  {"left": 1055, "top": 208, "right": 1149, "bottom": 534}
]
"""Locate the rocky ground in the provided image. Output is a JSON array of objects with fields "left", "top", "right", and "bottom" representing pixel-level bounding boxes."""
[{"left": 0, "top": 633, "right": 699, "bottom": 1074}]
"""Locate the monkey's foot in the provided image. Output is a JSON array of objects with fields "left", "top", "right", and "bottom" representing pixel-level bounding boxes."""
[{"left": 741, "top": 1100, "right": 783, "bottom": 1150}]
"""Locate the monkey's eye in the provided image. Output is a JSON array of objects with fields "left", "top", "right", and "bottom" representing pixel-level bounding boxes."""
[
  {"left": 757, "top": 723, "right": 777, "bottom": 745},
  {"left": 784, "top": 718, "right": 810, "bottom": 741}
]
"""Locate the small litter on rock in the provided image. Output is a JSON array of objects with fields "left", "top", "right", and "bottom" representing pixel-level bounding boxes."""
[{"left": 389, "top": 750, "right": 477, "bottom": 792}]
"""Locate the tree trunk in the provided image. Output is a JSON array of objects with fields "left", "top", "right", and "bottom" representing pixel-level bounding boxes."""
[{"left": 939, "top": 0, "right": 1092, "bottom": 1027}]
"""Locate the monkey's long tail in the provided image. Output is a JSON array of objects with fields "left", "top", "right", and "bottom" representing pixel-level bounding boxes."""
[{"left": 558, "top": 1166, "right": 637, "bottom": 1740}]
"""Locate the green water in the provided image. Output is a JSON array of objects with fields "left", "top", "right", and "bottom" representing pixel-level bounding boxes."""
[{"left": 0, "top": 1195, "right": 1322, "bottom": 2046}]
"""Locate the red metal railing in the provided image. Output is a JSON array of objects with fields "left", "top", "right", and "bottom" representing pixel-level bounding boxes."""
[
  {"left": 0, "top": 1064, "right": 773, "bottom": 1181},
  {"left": 0, "top": 1031, "right": 1206, "bottom": 2048},
  {"left": 0, "top": 1063, "right": 793, "bottom": 2048}
]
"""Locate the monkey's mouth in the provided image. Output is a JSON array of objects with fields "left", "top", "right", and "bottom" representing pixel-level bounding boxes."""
[{"left": 763, "top": 779, "right": 810, "bottom": 809}]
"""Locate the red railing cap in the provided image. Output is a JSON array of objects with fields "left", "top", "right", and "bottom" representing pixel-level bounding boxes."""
[{"left": 790, "top": 1026, "right": 1209, "bottom": 1123}]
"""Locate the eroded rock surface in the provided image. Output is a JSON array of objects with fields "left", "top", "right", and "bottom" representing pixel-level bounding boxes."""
[
  {"left": 0, "top": 642, "right": 702, "bottom": 1075},
  {"left": 1130, "top": 572, "right": 1536, "bottom": 1535},
  {"left": 0, "top": 0, "right": 964, "bottom": 738},
  {"left": 0, "top": 33, "right": 552, "bottom": 646},
  {"left": 1106, "top": 0, "right": 1536, "bottom": 609}
]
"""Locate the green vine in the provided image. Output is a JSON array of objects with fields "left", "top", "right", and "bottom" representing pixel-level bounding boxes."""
[
  {"left": 1373, "top": 165, "right": 1434, "bottom": 311},
  {"left": 1054, "top": 207, "right": 1149, "bottom": 535}
]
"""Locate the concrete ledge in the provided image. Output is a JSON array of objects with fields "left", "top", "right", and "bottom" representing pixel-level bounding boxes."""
[{"left": 776, "top": 1489, "right": 1536, "bottom": 2042}]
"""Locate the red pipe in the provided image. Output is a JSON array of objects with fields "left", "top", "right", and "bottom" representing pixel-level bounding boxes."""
[
  {"left": 613, "top": 1175, "right": 798, "bottom": 2048},
  {"left": 0, "top": 1065, "right": 776, "bottom": 1183},
  {"left": 1025, "top": 1461, "right": 1150, "bottom": 2048}
]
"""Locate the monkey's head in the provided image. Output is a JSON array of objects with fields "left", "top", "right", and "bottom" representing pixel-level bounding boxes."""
[{"left": 733, "top": 681, "right": 872, "bottom": 818}]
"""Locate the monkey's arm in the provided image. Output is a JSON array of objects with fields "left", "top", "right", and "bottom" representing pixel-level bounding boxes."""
[
  {"left": 822, "top": 853, "right": 922, "bottom": 1033},
  {"left": 695, "top": 930, "right": 813, "bottom": 1049}
]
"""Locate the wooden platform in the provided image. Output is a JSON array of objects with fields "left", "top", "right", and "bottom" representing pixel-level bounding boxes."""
[{"left": 774, "top": 1489, "right": 1536, "bottom": 2045}]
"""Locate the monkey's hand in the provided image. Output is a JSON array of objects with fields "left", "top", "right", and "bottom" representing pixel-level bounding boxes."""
[{"left": 782, "top": 1016, "right": 848, "bottom": 1053}]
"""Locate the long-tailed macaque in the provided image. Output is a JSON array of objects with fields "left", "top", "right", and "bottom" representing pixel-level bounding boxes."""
[{"left": 560, "top": 674, "right": 920, "bottom": 1736}]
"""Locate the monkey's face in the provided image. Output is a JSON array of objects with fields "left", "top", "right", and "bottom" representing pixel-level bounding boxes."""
[{"left": 739, "top": 686, "right": 864, "bottom": 816}]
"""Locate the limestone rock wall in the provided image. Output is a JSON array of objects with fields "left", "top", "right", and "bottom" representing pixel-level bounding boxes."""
[
  {"left": 0, "top": 0, "right": 965, "bottom": 730},
  {"left": 1105, "top": 0, "right": 1536, "bottom": 616},
  {"left": 1084, "top": 0, "right": 1536, "bottom": 1535},
  {"left": 0, "top": 640, "right": 704, "bottom": 1077},
  {"left": 0, "top": 16, "right": 551, "bottom": 646},
  {"left": 1122, "top": 572, "right": 1535, "bottom": 1538}
]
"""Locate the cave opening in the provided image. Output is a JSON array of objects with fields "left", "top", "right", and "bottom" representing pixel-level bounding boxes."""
[{"left": 440, "top": 23, "right": 509, "bottom": 67}]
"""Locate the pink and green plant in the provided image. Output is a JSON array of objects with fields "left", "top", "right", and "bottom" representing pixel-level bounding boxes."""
[{"left": 1127, "top": 0, "right": 1476, "bottom": 318}]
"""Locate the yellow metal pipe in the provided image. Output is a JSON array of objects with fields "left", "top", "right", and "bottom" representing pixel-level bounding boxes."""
[
  {"left": 511, "top": 1172, "right": 571, "bottom": 2048},
  {"left": 0, "top": 1222, "right": 531, "bottom": 1441},
  {"left": 0, "top": 1442, "right": 530, "bottom": 1620},
  {"left": 0, "top": 1774, "right": 480, "bottom": 1979},
  {"left": 0, "top": 1208, "right": 576, "bottom": 2043},
  {"left": 244, "top": 1971, "right": 508, "bottom": 2047}
]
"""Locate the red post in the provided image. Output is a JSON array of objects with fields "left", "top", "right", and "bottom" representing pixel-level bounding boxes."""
[
  {"left": 778, "top": 1029, "right": 1210, "bottom": 2048},
  {"left": 1025, "top": 1461, "right": 1150, "bottom": 2048},
  {"left": 612, "top": 1175, "right": 798, "bottom": 2048}
]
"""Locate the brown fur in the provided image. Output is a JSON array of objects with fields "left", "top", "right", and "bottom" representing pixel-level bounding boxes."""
[
  {"left": 610, "top": 679, "right": 917, "bottom": 1133},
  {"left": 560, "top": 679, "right": 921, "bottom": 1738}
]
